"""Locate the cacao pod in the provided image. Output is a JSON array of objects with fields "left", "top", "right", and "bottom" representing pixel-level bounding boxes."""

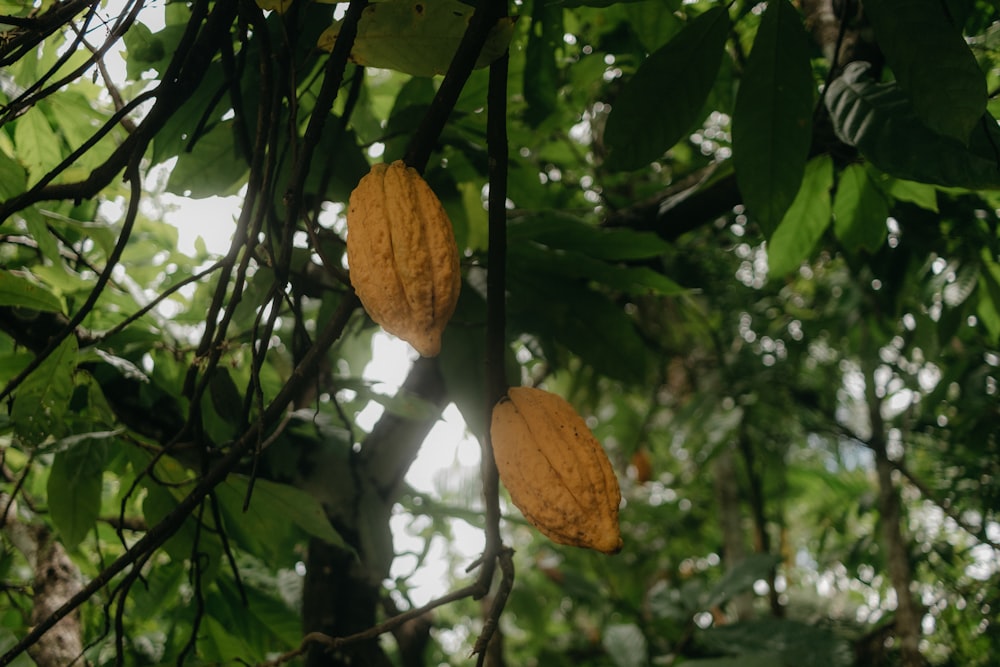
[
  {"left": 346, "top": 160, "right": 461, "bottom": 357},
  {"left": 490, "top": 387, "right": 623, "bottom": 554}
]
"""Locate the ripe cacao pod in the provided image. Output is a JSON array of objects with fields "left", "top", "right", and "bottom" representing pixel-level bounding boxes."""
[
  {"left": 346, "top": 160, "right": 461, "bottom": 357},
  {"left": 490, "top": 387, "right": 623, "bottom": 554}
]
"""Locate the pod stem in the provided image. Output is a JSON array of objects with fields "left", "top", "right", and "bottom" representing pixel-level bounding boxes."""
[{"left": 477, "top": 27, "right": 509, "bottom": 596}]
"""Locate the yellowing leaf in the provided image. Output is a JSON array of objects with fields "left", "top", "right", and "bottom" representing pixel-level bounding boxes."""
[{"left": 317, "top": 0, "right": 515, "bottom": 77}]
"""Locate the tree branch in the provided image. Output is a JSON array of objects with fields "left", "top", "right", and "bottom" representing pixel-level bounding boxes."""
[{"left": 0, "top": 293, "right": 360, "bottom": 666}]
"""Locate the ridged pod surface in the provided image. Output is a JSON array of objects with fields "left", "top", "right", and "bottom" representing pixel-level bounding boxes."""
[
  {"left": 490, "top": 387, "right": 623, "bottom": 554},
  {"left": 346, "top": 160, "right": 461, "bottom": 357}
]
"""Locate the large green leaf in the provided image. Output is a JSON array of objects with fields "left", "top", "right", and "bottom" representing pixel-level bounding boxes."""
[
  {"left": 507, "top": 270, "right": 649, "bottom": 383},
  {"left": 0, "top": 270, "right": 64, "bottom": 312},
  {"left": 508, "top": 213, "right": 672, "bottom": 261},
  {"left": 826, "top": 62, "right": 1000, "bottom": 189},
  {"left": 13, "top": 106, "right": 62, "bottom": 187},
  {"left": 832, "top": 163, "right": 889, "bottom": 253},
  {"left": 217, "top": 475, "right": 346, "bottom": 562},
  {"left": 166, "top": 120, "right": 249, "bottom": 198},
  {"left": 731, "top": 0, "right": 814, "bottom": 235},
  {"left": 47, "top": 441, "right": 108, "bottom": 550},
  {"left": 604, "top": 6, "right": 731, "bottom": 171},
  {"left": 11, "top": 336, "right": 77, "bottom": 447},
  {"left": 766, "top": 155, "right": 833, "bottom": 277},
  {"left": 512, "top": 241, "right": 685, "bottom": 296},
  {"left": 151, "top": 62, "right": 227, "bottom": 167},
  {"left": 864, "top": 0, "right": 986, "bottom": 143}
]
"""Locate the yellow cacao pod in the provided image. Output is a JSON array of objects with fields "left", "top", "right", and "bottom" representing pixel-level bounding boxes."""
[
  {"left": 490, "top": 387, "right": 623, "bottom": 554},
  {"left": 346, "top": 160, "right": 461, "bottom": 357}
]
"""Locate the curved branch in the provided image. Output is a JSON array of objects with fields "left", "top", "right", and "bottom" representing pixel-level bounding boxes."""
[{"left": 257, "top": 575, "right": 490, "bottom": 667}]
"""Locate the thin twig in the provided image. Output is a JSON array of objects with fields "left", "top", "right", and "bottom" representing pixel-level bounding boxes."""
[
  {"left": 256, "top": 579, "right": 486, "bottom": 667},
  {"left": 94, "top": 260, "right": 227, "bottom": 344},
  {"left": 473, "top": 547, "right": 515, "bottom": 664}
]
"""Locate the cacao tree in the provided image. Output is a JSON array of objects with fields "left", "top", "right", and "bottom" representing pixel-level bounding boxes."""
[{"left": 0, "top": 0, "right": 998, "bottom": 666}]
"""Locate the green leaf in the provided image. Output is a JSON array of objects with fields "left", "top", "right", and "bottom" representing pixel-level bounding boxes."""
[
  {"left": 42, "top": 94, "right": 120, "bottom": 172},
  {"left": 13, "top": 106, "right": 63, "bottom": 187},
  {"left": 457, "top": 179, "right": 489, "bottom": 251},
  {"left": 219, "top": 475, "right": 346, "bottom": 556},
  {"left": 302, "top": 126, "right": 371, "bottom": 205},
  {"left": 508, "top": 271, "right": 649, "bottom": 383},
  {"left": 732, "top": 0, "right": 814, "bottom": 235},
  {"left": 826, "top": 63, "right": 1000, "bottom": 189},
  {"left": 704, "top": 553, "right": 781, "bottom": 608},
  {"left": 874, "top": 173, "right": 939, "bottom": 212},
  {"left": 508, "top": 213, "right": 673, "bottom": 261},
  {"left": 0, "top": 149, "right": 27, "bottom": 199},
  {"left": 137, "top": 454, "right": 223, "bottom": 579},
  {"left": 625, "top": 1, "right": 683, "bottom": 52},
  {"left": 512, "top": 241, "right": 685, "bottom": 296},
  {"left": 604, "top": 6, "right": 730, "bottom": 171},
  {"left": 978, "top": 250, "right": 1000, "bottom": 339},
  {"left": 151, "top": 62, "right": 226, "bottom": 167},
  {"left": 201, "top": 615, "right": 260, "bottom": 664},
  {"left": 832, "top": 163, "right": 889, "bottom": 253},
  {"left": 0, "top": 628, "right": 34, "bottom": 667},
  {"left": 48, "top": 441, "right": 107, "bottom": 550},
  {"left": 209, "top": 367, "right": 244, "bottom": 425},
  {"left": 523, "top": 0, "right": 563, "bottom": 126},
  {"left": 864, "top": 0, "right": 986, "bottom": 143},
  {"left": 21, "top": 211, "right": 62, "bottom": 266},
  {"left": 766, "top": 155, "right": 833, "bottom": 277},
  {"left": 122, "top": 22, "right": 167, "bottom": 79},
  {"left": 602, "top": 623, "right": 649, "bottom": 667},
  {"left": 11, "top": 336, "right": 77, "bottom": 447},
  {"left": 166, "top": 120, "right": 248, "bottom": 198},
  {"left": 317, "top": 0, "right": 515, "bottom": 77},
  {"left": 0, "top": 270, "right": 64, "bottom": 312}
]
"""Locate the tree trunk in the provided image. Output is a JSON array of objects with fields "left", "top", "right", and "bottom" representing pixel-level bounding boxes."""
[
  {"left": 297, "top": 358, "right": 449, "bottom": 667},
  {"left": 303, "top": 538, "right": 393, "bottom": 667},
  {"left": 3, "top": 505, "right": 83, "bottom": 667},
  {"left": 865, "top": 367, "right": 925, "bottom": 667},
  {"left": 713, "top": 448, "right": 754, "bottom": 621}
]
